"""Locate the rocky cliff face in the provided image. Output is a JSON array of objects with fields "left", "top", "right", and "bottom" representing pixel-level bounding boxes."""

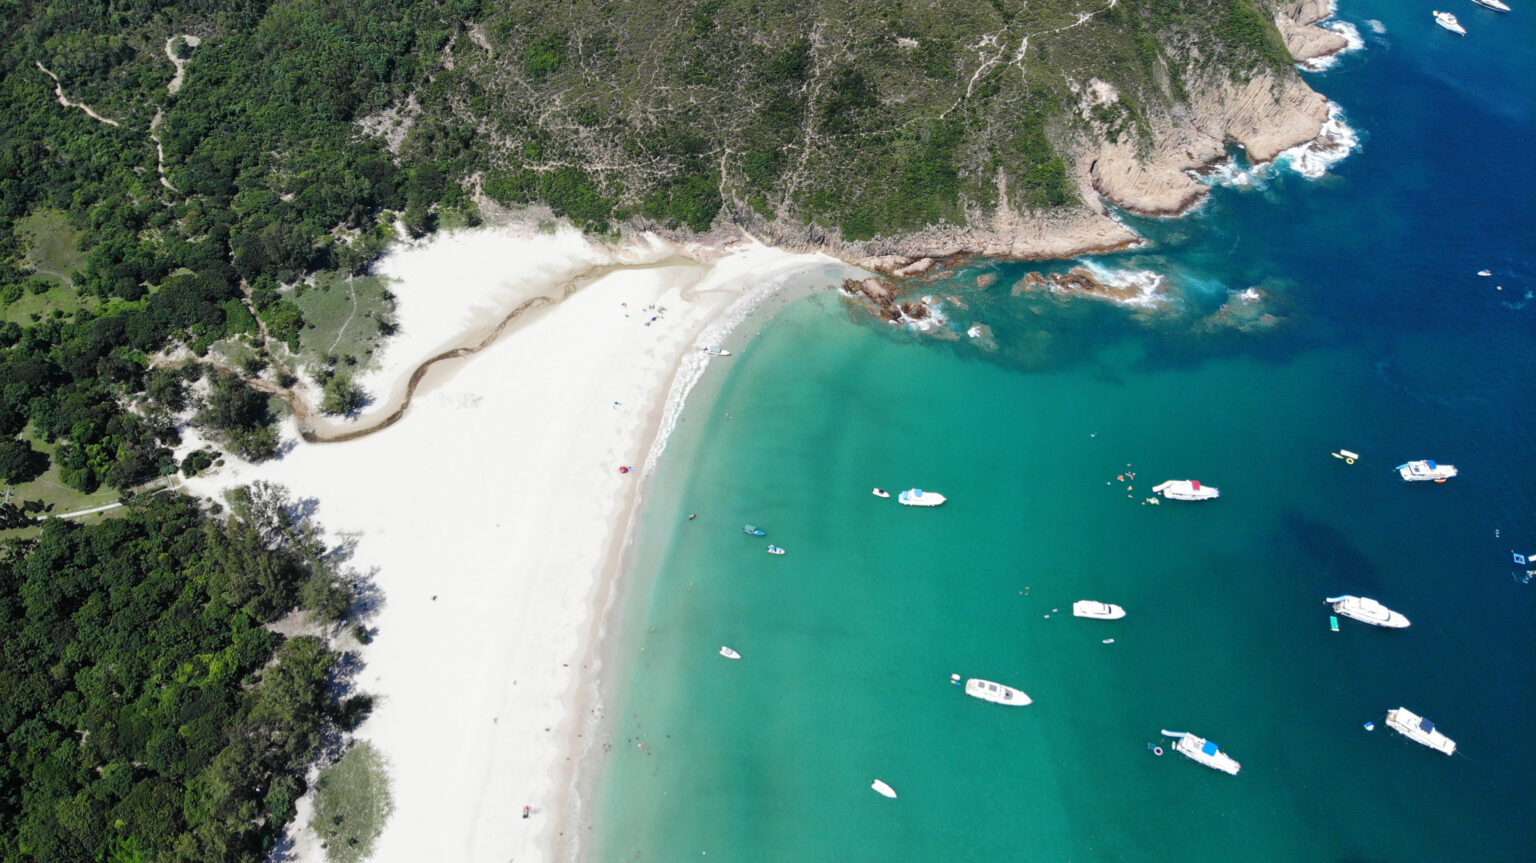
[{"left": 1275, "top": 0, "right": 1349, "bottom": 63}]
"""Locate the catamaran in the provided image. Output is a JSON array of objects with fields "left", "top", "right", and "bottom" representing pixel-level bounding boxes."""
[
  {"left": 898, "top": 488, "right": 946, "bottom": 507},
  {"left": 1386, "top": 707, "right": 1456, "bottom": 754},
  {"left": 1397, "top": 459, "right": 1457, "bottom": 482},
  {"left": 1072, "top": 600, "right": 1127, "bottom": 620},
  {"left": 1152, "top": 479, "right": 1220, "bottom": 501},
  {"left": 1326, "top": 595, "right": 1411, "bottom": 628},
  {"left": 1160, "top": 730, "right": 1241, "bottom": 775}
]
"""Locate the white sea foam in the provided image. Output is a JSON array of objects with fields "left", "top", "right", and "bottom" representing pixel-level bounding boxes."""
[
  {"left": 1076, "top": 262, "right": 1169, "bottom": 309},
  {"left": 1298, "top": 19, "right": 1365, "bottom": 71},
  {"left": 1192, "top": 157, "right": 1266, "bottom": 190},
  {"left": 1366, "top": 19, "right": 1386, "bottom": 35},
  {"left": 1277, "top": 101, "right": 1359, "bottom": 179}
]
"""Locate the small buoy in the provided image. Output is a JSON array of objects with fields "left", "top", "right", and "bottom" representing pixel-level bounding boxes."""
[
  {"left": 950, "top": 673, "right": 961, "bottom": 685},
  {"left": 1147, "top": 743, "right": 1164, "bottom": 756}
]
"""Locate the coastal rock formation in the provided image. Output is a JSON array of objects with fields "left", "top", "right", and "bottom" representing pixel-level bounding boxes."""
[
  {"left": 1010, "top": 268, "right": 1168, "bottom": 307},
  {"left": 840, "top": 277, "right": 939, "bottom": 328},
  {"left": 1276, "top": 0, "right": 1350, "bottom": 64},
  {"left": 1083, "top": 73, "right": 1332, "bottom": 217}
]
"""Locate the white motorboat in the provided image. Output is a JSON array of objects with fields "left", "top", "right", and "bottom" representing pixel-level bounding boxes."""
[
  {"left": 1477, "top": 269, "right": 1493, "bottom": 276},
  {"left": 1152, "top": 479, "right": 1220, "bottom": 501},
  {"left": 1072, "top": 600, "right": 1127, "bottom": 620},
  {"left": 702, "top": 345, "right": 731, "bottom": 356},
  {"left": 1160, "top": 730, "right": 1241, "bottom": 775},
  {"left": 1434, "top": 10, "right": 1468, "bottom": 34},
  {"left": 1386, "top": 707, "right": 1456, "bottom": 755},
  {"left": 871, "top": 779, "right": 898, "bottom": 798},
  {"left": 1397, "top": 459, "right": 1457, "bottom": 482},
  {"left": 898, "top": 488, "right": 946, "bottom": 507},
  {"left": 1470, "top": 0, "right": 1511, "bottom": 12},
  {"left": 964, "top": 678, "right": 1033, "bottom": 706},
  {"left": 1326, "top": 595, "right": 1411, "bottom": 628},
  {"left": 719, "top": 646, "right": 741, "bottom": 659},
  {"left": 766, "top": 544, "right": 786, "bottom": 555},
  {"left": 872, "top": 488, "right": 891, "bottom": 498}
]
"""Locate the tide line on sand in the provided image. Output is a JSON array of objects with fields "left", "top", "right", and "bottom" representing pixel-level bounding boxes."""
[{"left": 182, "top": 223, "right": 847, "bottom": 863}]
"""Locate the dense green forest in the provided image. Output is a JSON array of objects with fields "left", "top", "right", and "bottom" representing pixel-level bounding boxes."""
[
  {"left": 0, "top": 0, "right": 1297, "bottom": 497},
  {"left": 0, "top": 484, "right": 363, "bottom": 862}
]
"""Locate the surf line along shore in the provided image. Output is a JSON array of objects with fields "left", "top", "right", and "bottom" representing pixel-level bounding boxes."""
[{"left": 182, "top": 224, "right": 853, "bottom": 863}]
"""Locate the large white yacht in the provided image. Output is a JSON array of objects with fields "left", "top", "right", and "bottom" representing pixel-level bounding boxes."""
[
  {"left": 1397, "top": 459, "right": 1457, "bottom": 482},
  {"left": 964, "top": 678, "right": 1033, "bottom": 706},
  {"left": 1327, "top": 595, "right": 1411, "bottom": 628},
  {"left": 1072, "top": 600, "right": 1127, "bottom": 620},
  {"left": 1470, "top": 0, "right": 1510, "bottom": 12},
  {"left": 1386, "top": 707, "right": 1456, "bottom": 755},
  {"left": 898, "top": 488, "right": 946, "bottom": 507},
  {"left": 1161, "top": 730, "right": 1241, "bottom": 775},
  {"left": 1434, "top": 10, "right": 1468, "bottom": 34},
  {"left": 1152, "top": 479, "right": 1220, "bottom": 501}
]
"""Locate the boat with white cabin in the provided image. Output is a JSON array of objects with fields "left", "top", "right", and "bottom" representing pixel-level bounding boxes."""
[
  {"left": 1397, "top": 459, "right": 1457, "bottom": 482},
  {"left": 1470, "top": 0, "right": 1511, "bottom": 12},
  {"left": 872, "top": 488, "right": 890, "bottom": 498},
  {"left": 898, "top": 488, "right": 946, "bottom": 507},
  {"left": 719, "top": 646, "right": 741, "bottom": 659},
  {"left": 964, "top": 678, "right": 1033, "bottom": 706},
  {"left": 1072, "top": 600, "right": 1127, "bottom": 620},
  {"left": 1160, "top": 730, "right": 1241, "bottom": 775},
  {"left": 766, "top": 544, "right": 785, "bottom": 555},
  {"left": 1434, "top": 10, "right": 1468, "bottom": 34},
  {"left": 1152, "top": 479, "right": 1220, "bottom": 501},
  {"left": 1326, "top": 595, "right": 1411, "bottom": 628},
  {"left": 1386, "top": 706, "right": 1456, "bottom": 754}
]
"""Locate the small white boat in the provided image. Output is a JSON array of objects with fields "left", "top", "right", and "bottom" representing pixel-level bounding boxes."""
[
  {"left": 1161, "top": 730, "right": 1241, "bottom": 775},
  {"left": 702, "top": 345, "right": 731, "bottom": 356},
  {"left": 1326, "top": 595, "right": 1411, "bottom": 628},
  {"left": 1434, "top": 10, "right": 1468, "bottom": 34},
  {"left": 872, "top": 488, "right": 890, "bottom": 498},
  {"left": 719, "top": 646, "right": 741, "bottom": 659},
  {"left": 1470, "top": 0, "right": 1511, "bottom": 12},
  {"left": 766, "top": 544, "right": 785, "bottom": 555},
  {"left": 1477, "top": 269, "right": 1493, "bottom": 276},
  {"left": 871, "top": 779, "right": 897, "bottom": 798},
  {"left": 1152, "top": 479, "right": 1220, "bottom": 501},
  {"left": 1072, "top": 600, "right": 1127, "bottom": 620},
  {"left": 898, "top": 488, "right": 946, "bottom": 507},
  {"left": 1397, "top": 459, "right": 1457, "bottom": 482},
  {"left": 1331, "top": 449, "right": 1360, "bottom": 464},
  {"left": 1386, "top": 707, "right": 1456, "bottom": 755},
  {"left": 964, "top": 678, "right": 1033, "bottom": 706}
]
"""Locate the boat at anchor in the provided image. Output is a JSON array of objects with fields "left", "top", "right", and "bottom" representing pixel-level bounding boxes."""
[
  {"left": 1434, "top": 10, "right": 1468, "bottom": 34},
  {"left": 1072, "top": 600, "right": 1127, "bottom": 620},
  {"left": 719, "top": 646, "right": 741, "bottom": 659},
  {"left": 742, "top": 524, "right": 766, "bottom": 536},
  {"left": 1160, "top": 730, "right": 1241, "bottom": 775},
  {"left": 1326, "top": 595, "right": 1411, "bottom": 628},
  {"left": 1397, "top": 459, "right": 1457, "bottom": 482},
  {"left": 1386, "top": 707, "right": 1456, "bottom": 755},
  {"left": 963, "top": 677, "right": 1033, "bottom": 706},
  {"left": 1152, "top": 479, "right": 1220, "bottom": 501},
  {"left": 898, "top": 488, "right": 946, "bottom": 507}
]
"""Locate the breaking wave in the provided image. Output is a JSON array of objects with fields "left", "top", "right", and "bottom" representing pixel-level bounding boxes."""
[
  {"left": 1277, "top": 101, "right": 1360, "bottom": 179},
  {"left": 1076, "top": 262, "right": 1170, "bottom": 309},
  {"left": 1297, "top": 19, "right": 1365, "bottom": 72}
]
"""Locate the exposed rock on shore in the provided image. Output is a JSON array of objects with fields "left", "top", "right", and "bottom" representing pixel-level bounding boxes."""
[
  {"left": 1276, "top": 0, "right": 1349, "bottom": 64},
  {"left": 1010, "top": 268, "right": 1168, "bottom": 307},
  {"left": 840, "top": 277, "right": 940, "bottom": 328}
]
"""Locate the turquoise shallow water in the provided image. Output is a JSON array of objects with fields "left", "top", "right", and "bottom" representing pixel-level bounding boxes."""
[{"left": 593, "top": 3, "right": 1536, "bottom": 860}]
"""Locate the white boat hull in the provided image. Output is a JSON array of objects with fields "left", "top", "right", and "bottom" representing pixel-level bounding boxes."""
[
  {"left": 1327, "top": 595, "right": 1410, "bottom": 628},
  {"left": 898, "top": 488, "right": 946, "bottom": 507},
  {"left": 719, "top": 646, "right": 741, "bottom": 659},
  {"left": 1386, "top": 707, "right": 1456, "bottom": 754},
  {"left": 1162, "top": 730, "right": 1241, "bottom": 775},
  {"left": 871, "top": 779, "right": 897, "bottom": 798},
  {"left": 1073, "top": 600, "right": 1126, "bottom": 620},
  {"left": 1397, "top": 460, "right": 1457, "bottom": 481},
  {"left": 1152, "top": 480, "right": 1220, "bottom": 501},
  {"left": 965, "top": 678, "right": 1032, "bottom": 706}
]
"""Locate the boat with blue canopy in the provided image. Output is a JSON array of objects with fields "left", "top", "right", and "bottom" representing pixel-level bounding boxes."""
[{"left": 1160, "top": 730, "right": 1241, "bottom": 774}]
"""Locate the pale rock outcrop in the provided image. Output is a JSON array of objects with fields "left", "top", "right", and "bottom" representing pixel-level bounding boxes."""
[{"left": 1275, "top": 0, "right": 1348, "bottom": 63}]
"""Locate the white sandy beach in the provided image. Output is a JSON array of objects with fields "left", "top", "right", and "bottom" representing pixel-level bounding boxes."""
[{"left": 182, "top": 224, "right": 848, "bottom": 863}]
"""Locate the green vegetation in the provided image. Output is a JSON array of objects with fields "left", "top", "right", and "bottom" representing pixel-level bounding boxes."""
[
  {"left": 293, "top": 273, "right": 396, "bottom": 370},
  {"left": 0, "top": 485, "right": 364, "bottom": 862},
  {"left": 312, "top": 743, "right": 394, "bottom": 863}
]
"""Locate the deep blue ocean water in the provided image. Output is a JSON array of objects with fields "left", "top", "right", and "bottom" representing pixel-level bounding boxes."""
[{"left": 592, "top": 3, "right": 1535, "bottom": 860}]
